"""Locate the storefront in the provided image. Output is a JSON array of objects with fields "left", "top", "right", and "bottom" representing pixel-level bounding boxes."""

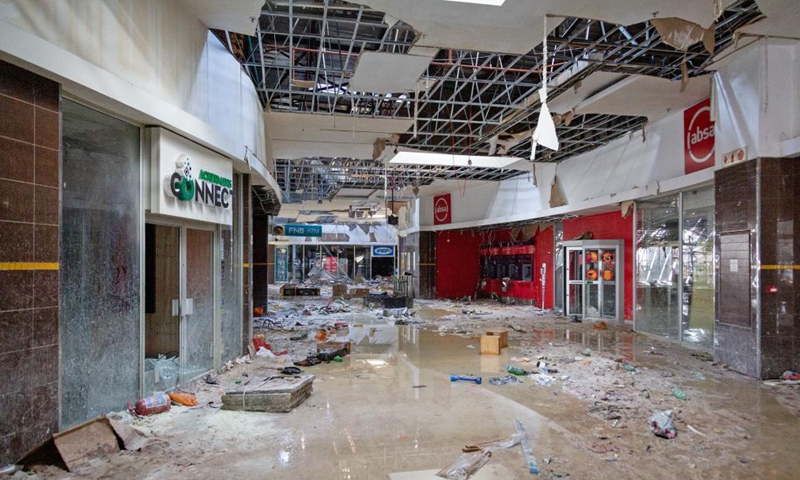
[
  {"left": 60, "top": 101, "right": 246, "bottom": 428},
  {"left": 634, "top": 185, "right": 715, "bottom": 349}
]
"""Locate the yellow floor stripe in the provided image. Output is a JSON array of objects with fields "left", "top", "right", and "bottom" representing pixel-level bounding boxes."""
[
  {"left": 761, "top": 265, "right": 800, "bottom": 270},
  {"left": 242, "top": 263, "right": 250, "bottom": 268},
  {"left": 0, "top": 262, "right": 59, "bottom": 271}
]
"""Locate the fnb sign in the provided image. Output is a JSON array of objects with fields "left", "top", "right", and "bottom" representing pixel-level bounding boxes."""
[
  {"left": 433, "top": 193, "right": 451, "bottom": 225},
  {"left": 684, "top": 98, "right": 715, "bottom": 174}
]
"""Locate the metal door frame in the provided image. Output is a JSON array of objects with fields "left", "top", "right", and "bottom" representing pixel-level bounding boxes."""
[
  {"left": 563, "top": 240, "right": 624, "bottom": 322},
  {"left": 144, "top": 216, "right": 220, "bottom": 388}
]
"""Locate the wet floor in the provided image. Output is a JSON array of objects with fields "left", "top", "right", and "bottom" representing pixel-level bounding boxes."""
[{"left": 46, "top": 302, "right": 800, "bottom": 480}]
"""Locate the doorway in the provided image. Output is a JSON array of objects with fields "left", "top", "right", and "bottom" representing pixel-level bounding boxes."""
[
  {"left": 563, "top": 240, "right": 624, "bottom": 322},
  {"left": 144, "top": 223, "right": 215, "bottom": 393}
]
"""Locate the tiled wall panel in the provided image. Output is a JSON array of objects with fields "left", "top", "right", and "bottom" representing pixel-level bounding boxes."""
[{"left": 0, "top": 60, "right": 61, "bottom": 465}]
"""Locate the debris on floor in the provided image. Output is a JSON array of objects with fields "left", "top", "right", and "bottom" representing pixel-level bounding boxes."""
[
  {"left": 649, "top": 410, "right": 677, "bottom": 439},
  {"left": 221, "top": 375, "right": 315, "bottom": 412}
]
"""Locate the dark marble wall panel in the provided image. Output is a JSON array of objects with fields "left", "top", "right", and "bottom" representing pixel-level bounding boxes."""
[
  {"left": 759, "top": 158, "right": 800, "bottom": 378},
  {"left": 0, "top": 60, "right": 60, "bottom": 465},
  {"left": 418, "top": 231, "right": 437, "bottom": 299},
  {"left": 715, "top": 161, "right": 759, "bottom": 378},
  {"left": 252, "top": 215, "right": 269, "bottom": 308},
  {"left": 241, "top": 175, "right": 253, "bottom": 353}
]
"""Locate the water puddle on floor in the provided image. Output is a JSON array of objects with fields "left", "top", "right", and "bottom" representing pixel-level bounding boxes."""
[{"left": 297, "top": 320, "right": 800, "bottom": 479}]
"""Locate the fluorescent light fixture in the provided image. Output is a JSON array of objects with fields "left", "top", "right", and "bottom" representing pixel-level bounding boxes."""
[
  {"left": 390, "top": 151, "right": 519, "bottom": 169},
  {"left": 444, "top": 0, "right": 506, "bottom": 5}
]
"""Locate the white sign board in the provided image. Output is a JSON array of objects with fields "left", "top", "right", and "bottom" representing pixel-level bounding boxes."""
[{"left": 149, "top": 128, "right": 233, "bottom": 225}]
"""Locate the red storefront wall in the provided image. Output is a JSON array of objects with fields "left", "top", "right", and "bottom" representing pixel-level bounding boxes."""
[
  {"left": 436, "top": 230, "right": 483, "bottom": 298},
  {"left": 562, "top": 211, "right": 633, "bottom": 320}
]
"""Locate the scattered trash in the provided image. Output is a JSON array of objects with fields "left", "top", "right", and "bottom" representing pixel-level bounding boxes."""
[
  {"left": 289, "top": 332, "right": 309, "bottom": 341},
  {"left": 134, "top": 393, "right": 171, "bottom": 416},
  {"left": 413, "top": 385, "right": 427, "bottom": 389},
  {"left": 466, "top": 344, "right": 476, "bottom": 349},
  {"left": 536, "top": 374, "right": 555, "bottom": 387},
  {"left": 437, "top": 450, "right": 492, "bottom": 480},
  {"left": 489, "top": 375, "right": 523, "bottom": 386},
  {"left": 204, "top": 374, "right": 219, "bottom": 385},
  {"left": 0, "top": 465, "right": 20, "bottom": 475},
  {"left": 333, "top": 356, "right": 343, "bottom": 362},
  {"left": 450, "top": 374, "right": 482, "bottom": 385},
  {"left": 581, "top": 348, "right": 591, "bottom": 357},
  {"left": 507, "top": 365, "right": 528, "bottom": 376},
  {"left": 738, "top": 457, "right": 751, "bottom": 464},
  {"left": 649, "top": 410, "right": 677, "bottom": 439},
  {"left": 687, "top": 425, "right": 707, "bottom": 437},
  {"left": 294, "top": 356, "right": 322, "bottom": 367},
  {"left": 315, "top": 329, "right": 328, "bottom": 341},
  {"left": 222, "top": 375, "right": 315, "bottom": 412},
  {"left": 543, "top": 456, "right": 553, "bottom": 464},
  {"left": 592, "top": 321, "right": 608, "bottom": 331},
  {"left": 462, "top": 427, "right": 523, "bottom": 453},
  {"left": 781, "top": 371, "right": 800, "bottom": 381},
  {"left": 621, "top": 364, "right": 637, "bottom": 373},
  {"left": 317, "top": 347, "right": 348, "bottom": 363},
  {"left": 256, "top": 346, "right": 276, "bottom": 358},
  {"left": 672, "top": 388, "right": 687, "bottom": 401},
  {"left": 515, "top": 419, "right": 539, "bottom": 474},
  {"left": 693, "top": 372, "right": 706, "bottom": 380},
  {"left": 280, "top": 367, "right": 303, "bottom": 375},
  {"left": 168, "top": 391, "right": 198, "bottom": 407},
  {"left": 692, "top": 352, "right": 714, "bottom": 362},
  {"left": 508, "top": 324, "right": 527, "bottom": 333}
]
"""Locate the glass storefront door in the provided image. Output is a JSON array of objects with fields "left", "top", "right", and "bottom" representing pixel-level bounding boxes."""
[
  {"left": 145, "top": 224, "right": 216, "bottom": 394},
  {"left": 564, "top": 242, "right": 623, "bottom": 321},
  {"left": 183, "top": 228, "right": 214, "bottom": 382},
  {"left": 635, "top": 186, "right": 715, "bottom": 349}
]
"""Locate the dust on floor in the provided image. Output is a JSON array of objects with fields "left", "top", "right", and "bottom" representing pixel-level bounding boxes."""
[{"left": 25, "top": 295, "right": 800, "bottom": 480}]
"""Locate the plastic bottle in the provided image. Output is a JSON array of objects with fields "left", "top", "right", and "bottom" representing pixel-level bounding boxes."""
[
  {"left": 507, "top": 365, "right": 527, "bottom": 376},
  {"left": 134, "top": 393, "right": 171, "bottom": 416}
]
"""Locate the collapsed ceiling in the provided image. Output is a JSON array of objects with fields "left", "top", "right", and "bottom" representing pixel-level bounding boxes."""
[{"left": 217, "top": 0, "right": 764, "bottom": 210}]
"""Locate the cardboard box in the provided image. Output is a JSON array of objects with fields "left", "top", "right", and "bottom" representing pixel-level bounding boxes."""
[
  {"left": 480, "top": 335, "right": 501, "bottom": 355},
  {"left": 332, "top": 284, "right": 348, "bottom": 297},
  {"left": 485, "top": 329, "right": 508, "bottom": 348}
]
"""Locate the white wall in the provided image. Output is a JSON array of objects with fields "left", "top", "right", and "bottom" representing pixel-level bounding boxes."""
[
  {"left": 415, "top": 109, "right": 696, "bottom": 230},
  {"left": 714, "top": 38, "right": 800, "bottom": 161},
  {"left": 0, "top": 0, "right": 277, "bottom": 190},
  {"left": 409, "top": 39, "right": 800, "bottom": 233}
]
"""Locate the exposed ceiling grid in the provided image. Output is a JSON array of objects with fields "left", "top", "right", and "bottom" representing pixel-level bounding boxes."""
[{"left": 214, "top": 0, "right": 764, "bottom": 206}]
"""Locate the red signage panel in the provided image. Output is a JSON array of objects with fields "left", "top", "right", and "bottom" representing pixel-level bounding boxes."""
[
  {"left": 684, "top": 98, "right": 715, "bottom": 174},
  {"left": 433, "top": 193, "right": 451, "bottom": 225}
]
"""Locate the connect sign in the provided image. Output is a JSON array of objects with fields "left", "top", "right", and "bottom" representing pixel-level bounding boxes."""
[{"left": 684, "top": 98, "right": 715, "bottom": 174}]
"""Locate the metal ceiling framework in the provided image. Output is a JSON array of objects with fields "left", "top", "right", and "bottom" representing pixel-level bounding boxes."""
[{"left": 216, "top": 0, "right": 763, "bottom": 202}]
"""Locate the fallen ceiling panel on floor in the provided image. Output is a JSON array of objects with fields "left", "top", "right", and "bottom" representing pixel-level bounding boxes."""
[{"left": 349, "top": 51, "right": 437, "bottom": 93}]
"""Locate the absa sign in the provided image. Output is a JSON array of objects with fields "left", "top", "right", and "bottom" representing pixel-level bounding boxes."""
[
  {"left": 433, "top": 193, "right": 451, "bottom": 225},
  {"left": 684, "top": 98, "right": 715, "bottom": 174}
]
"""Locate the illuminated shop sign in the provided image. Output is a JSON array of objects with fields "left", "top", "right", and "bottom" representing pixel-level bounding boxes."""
[
  {"left": 167, "top": 154, "right": 233, "bottom": 209},
  {"left": 372, "top": 246, "right": 395, "bottom": 257},
  {"left": 149, "top": 127, "right": 233, "bottom": 225}
]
